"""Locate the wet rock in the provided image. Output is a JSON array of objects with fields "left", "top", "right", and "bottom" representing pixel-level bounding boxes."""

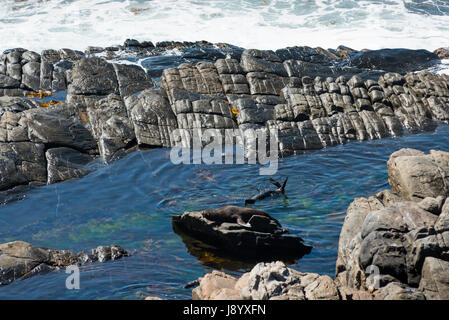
[
  {"left": 387, "top": 149, "right": 449, "bottom": 200},
  {"left": 349, "top": 49, "right": 440, "bottom": 74},
  {"left": 172, "top": 208, "right": 311, "bottom": 261},
  {"left": 46, "top": 147, "right": 93, "bottom": 184},
  {"left": 0, "top": 241, "right": 129, "bottom": 286},
  {"left": 90, "top": 245, "right": 128, "bottom": 262}
]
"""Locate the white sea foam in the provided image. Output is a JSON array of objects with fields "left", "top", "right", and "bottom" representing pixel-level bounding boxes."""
[{"left": 1, "top": 0, "right": 448, "bottom": 53}]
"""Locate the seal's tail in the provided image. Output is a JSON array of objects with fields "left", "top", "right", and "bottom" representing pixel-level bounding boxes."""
[{"left": 280, "top": 177, "right": 288, "bottom": 194}]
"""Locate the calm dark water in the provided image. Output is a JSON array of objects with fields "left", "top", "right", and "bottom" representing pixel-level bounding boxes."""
[{"left": 0, "top": 125, "right": 449, "bottom": 299}]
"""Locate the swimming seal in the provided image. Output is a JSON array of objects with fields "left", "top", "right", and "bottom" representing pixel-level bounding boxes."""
[
  {"left": 244, "top": 177, "right": 288, "bottom": 206},
  {"left": 202, "top": 205, "right": 285, "bottom": 231}
]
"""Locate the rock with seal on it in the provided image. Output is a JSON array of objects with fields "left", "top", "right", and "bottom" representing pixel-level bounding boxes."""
[{"left": 172, "top": 206, "right": 312, "bottom": 261}]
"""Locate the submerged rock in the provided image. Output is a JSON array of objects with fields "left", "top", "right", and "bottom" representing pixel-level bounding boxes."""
[
  {"left": 172, "top": 206, "right": 311, "bottom": 261},
  {"left": 0, "top": 241, "right": 129, "bottom": 286}
]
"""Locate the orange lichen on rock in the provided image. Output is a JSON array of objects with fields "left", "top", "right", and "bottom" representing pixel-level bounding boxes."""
[
  {"left": 28, "top": 90, "right": 53, "bottom": 99},
  {"left": 41, "top": 100, "right": 63, "bottom": 108}
]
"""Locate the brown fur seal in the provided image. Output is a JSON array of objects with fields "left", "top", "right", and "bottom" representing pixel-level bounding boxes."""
[
  {"left": 244, "top": 177, "right": 288, "bottom": 206},
  {"left": 202, "top": 205, "right": 283, "bottom": 230}
]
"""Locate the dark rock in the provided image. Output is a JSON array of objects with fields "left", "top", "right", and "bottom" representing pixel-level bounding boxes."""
[
  {"left": 349, "top": 49, "right": 440, "bottom": 74},
  {"left": 21, "top": 61, "right": 41, "bottom": 91},
  {"left": 124, "top": 89, "right": 177, "bottom": 148},
  {"left": 68, "top": 57, "right": 119, "bottom": 96},
  {"left": 0, "top": 142, "right": 46, "bottom": 191},
  {"left": 124, "top": 39, "right": 141, "bottom": 47},
  {"left": 0, "top": 74, "right": 20, "bottom": 89},
  {"left": 172, "top": 208, "right": 311, "bottom": 261},
  {"left": 112, "top": 63, "right": 153, "bottom": 97}
]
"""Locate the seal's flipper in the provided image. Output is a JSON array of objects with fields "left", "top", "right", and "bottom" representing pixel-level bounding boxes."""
[
  {"left": 236, "top": 217, "right": 251, "bottom": 228},
  {"left": 269, "top": 178, "right": 282, "bottom": 188},
  {"left": 280, "top": 177, "right": 288, "bottom": 193}
]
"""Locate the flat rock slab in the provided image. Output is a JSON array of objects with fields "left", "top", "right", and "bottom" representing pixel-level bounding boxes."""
[{"left": 172, "top": 210, "right": 312, "bottom": 261}]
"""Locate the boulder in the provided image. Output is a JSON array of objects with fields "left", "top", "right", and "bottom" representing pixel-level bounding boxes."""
[
  {"left": 349, "top": 49, "right": 440, "bottom": 74},
  {"left": 387, "top": 149, "right": 449, "bottom": 200},
  {"left": 68, "top": 57, "right": 119, "bottom": 96},
  {"left": 112, "top": 63, "right": 153, "bottom": 97},
  {"left": 419, "top": 257, "right": 449, "bottom": 300},
  {"left": 192, "top": 271, "right": 242, "bottom": 300},
  {"left": 0, "top": 142, "right": 47, "bottom": 191}
]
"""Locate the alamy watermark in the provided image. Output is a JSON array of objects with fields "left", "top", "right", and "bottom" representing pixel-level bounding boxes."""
[
  {"left": 65, "top": 265, "right": 80, "bottom": 290},
  {"left": 169, "top": 126, "right": 280, "bottom": 175}
]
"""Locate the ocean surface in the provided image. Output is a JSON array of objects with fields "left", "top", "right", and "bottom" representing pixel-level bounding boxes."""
[
  {"left": 0, "top": 126, "right": 449, "bottom": 299},
  {"left": 1, "top": 0, "right": 449, "bottom": 53}
]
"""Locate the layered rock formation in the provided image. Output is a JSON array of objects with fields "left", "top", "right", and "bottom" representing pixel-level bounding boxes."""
[
  {"left": 193, "top": 148, "right": 449, "bottom": 300},
  {"left": 0, "top": 241, "right": 129, "bottom": 286},
  {"left": 0, "top": 43, "right": 448, "bottom": 195}
]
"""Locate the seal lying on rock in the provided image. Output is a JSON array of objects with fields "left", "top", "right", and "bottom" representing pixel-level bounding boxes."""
[
  {"left": 244, "top": 177, "right": 288, "bottom": 205},
  {"left": 172, "top": 207, "right": 311, "bottom": 261},
  {"left": 202, "top": 205, "right": 286, "bottom": 233}
]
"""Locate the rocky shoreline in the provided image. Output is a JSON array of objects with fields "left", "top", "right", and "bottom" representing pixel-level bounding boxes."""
[
  {"left": 192, "top": 148, "right": 449, "bottom": 300},
  {"left": 0, "top": 241, "right": 129, "bottom": 286},
  {"left": 0, "top": 41, "right": 448, "bottom": 200},
  {"left": 1, "top": 40, "right": 449, "bottom": 299}
]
